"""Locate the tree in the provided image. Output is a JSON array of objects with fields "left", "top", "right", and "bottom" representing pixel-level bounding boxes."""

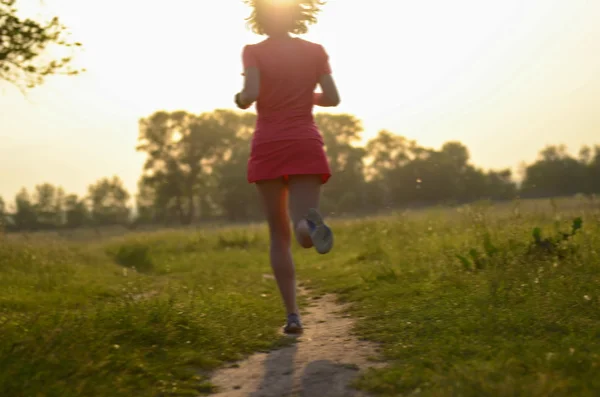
[
  {"left": 0, "top": 0, "right": 83, "bottom": 90},
  {"left": 137, "top": 110, "right": 237, "bottom": 224},
  {"left": 33, "top": 183, "right": 64, "bottom": 228},
  {"left": 437, "top": 141, "right": 471, "bottom": 201},
  {"left": 0, "top": 195, "right": 6, "bottom": 230},
  {"left": 579, "top": 146, "right": 592, "bottom": 165},
  {"left": 363, "top": 132, "right": 518, "bottom": 207},
  {"left": 136, "top": 110, "right": 188, "bottom": 224},
  {"left": 365, "top": 130, "right": 421, "bottom": 208},
  {"left": 12, "top": 188, "right": 37, "bottom": 230},
  {"left": 521, "top": 145, "right": 589, "bottom": 197},
  {"left": 484, "top": 169, "right": 517, "bottom": 200},
  {"left": 366, "top": 130, "right": 415, "bottom": 177},
  {"left": 134, "top": 178, "right": 159, "bottom": 225},
  {"left": 88, "top": 176, "right": 130, "bottom": 226},
  {"left": 315, "top": 113, "right": 367, "bottom": 214},
  {"left": 212, "top": 111, "right": 261, "bottom": 221},
  {"left": 589, "top": 145, "right": 600, "bottom": 194},
  {"left": 64, "top": 194, "right": 89, "bottom": 228}
]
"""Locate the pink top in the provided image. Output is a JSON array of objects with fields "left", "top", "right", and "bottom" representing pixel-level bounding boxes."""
[{"left": 242, "top": 38, "right": 332, "bottom": 146}]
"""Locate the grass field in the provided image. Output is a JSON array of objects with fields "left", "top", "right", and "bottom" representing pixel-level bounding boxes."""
[{"left": 0, "top": 197, "right": 599, "bottom": 396}]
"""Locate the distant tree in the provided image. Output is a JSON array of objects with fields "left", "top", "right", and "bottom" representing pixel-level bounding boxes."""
[
  {"left": 589, "top": 145, "right": 600, "bottom": 194},
  {"left": 64, "top": 194, "right": 89, "bottom": 228},
  {"left": 364, "top": 133, "right": 518, "bottom": 207},
  {"left": 0, "top": 0, "right": 83, "bottom": 90},
  {"left": 315, "top": 113, "right": 367, "bottom": 214},
  {"left": 316, "top": 113, "right": 364, "bottom": 171},
  {"left": 384, "top": 147, "right": 440, "bottom": 205},
  {"left": 137, "top": 109, "right": 240, "bottom": 224},
  {"left": 521, "top": 145, "right": 589, "bottom": 197},
  {"left": 134, "top": 178, "right": 158, "bottom": 225},
  {"left": 212, "top": 111, "right": 261, "bottom": 221},
  {"left": 33, "top": 183, "right": 64, "bottom": 228},
  {"left": 88, "top": 176, "right": 130, "bottom": 226},
  {"left": 408, "top": 141, "right": 471, "bottom": 203},
  {"left": 579, "top": 146, "right": 592, "bottom": 165},
  {"left": 0, "top": 195, "right": 6, "bottom": 230},
  {"left": 484, "top": 169, "right": 517, "bottom": 200},
  {"left": 365, "top": 130, "right": 432, "bottom": 209},
  {"left": 12, "top": 188, "right": 37, "bottom": 230},
  {"left": 366, "top": 130, "right": 415, "bottom": 177}
]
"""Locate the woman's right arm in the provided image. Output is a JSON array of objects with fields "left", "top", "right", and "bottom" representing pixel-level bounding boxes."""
[{"left": 313, "top": 45, "right": 340, "bottom": 107}]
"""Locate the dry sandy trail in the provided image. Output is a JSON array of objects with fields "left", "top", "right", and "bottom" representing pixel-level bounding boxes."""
[{"left": 209, "top": 288, "right": 384, "bottom": 397}]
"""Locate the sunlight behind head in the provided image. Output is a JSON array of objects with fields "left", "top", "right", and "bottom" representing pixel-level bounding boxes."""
[{"left": 244, "top": 0, "right": 325, "bottom": 35}]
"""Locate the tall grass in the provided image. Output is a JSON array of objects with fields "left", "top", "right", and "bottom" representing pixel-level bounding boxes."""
[
  {"left": 0, "top": 197, "right": 598, "bottom": 396},
  {"left": 295, "top": 198, "right": 600, "bottom": 396},
  {"left": 0, "top": 229, "right": 287, "bottom": 396}
]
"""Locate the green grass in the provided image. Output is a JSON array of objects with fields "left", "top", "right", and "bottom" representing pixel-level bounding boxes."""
[
  {"left": 1, "top": 197, "right": 599, "bottom": 396},
  {"left": 0, "top": 227, "right": 292, "bottom": 396},
  {"left": 296, "top": 199, "right": 600, "bottom": 396}
]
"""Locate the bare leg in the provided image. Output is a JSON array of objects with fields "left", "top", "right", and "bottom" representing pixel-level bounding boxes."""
[
  {"left": 256, "top": 179, "right": 298, "bottom": 315},
  {"left": 288, "top": 175, "right": 323, "bottom": 249}
]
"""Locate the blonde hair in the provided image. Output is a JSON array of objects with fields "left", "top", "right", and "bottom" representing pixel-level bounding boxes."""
[{"left": 244, "top": 0, "right": 325, "bottom": 35}]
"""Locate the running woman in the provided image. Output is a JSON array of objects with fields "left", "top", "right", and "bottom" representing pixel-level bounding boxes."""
[{"left": 235, "top": 0, "right": 340, "bottom": 334}]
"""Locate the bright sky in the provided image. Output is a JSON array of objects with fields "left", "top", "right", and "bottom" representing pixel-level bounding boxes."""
[{"left": 1, "top": 0, "right": 600, "bottom": 203}]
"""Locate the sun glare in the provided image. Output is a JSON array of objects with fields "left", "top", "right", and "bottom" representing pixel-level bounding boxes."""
[{"left": 266, "top": 0, "right": 296, "bottom": 5}]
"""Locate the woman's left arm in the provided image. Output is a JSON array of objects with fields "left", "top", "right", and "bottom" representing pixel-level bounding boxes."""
[
  {"left": 236, "top": 68, "right": 260, "bottom": 109},
  {"left": 235, "top": 46, "right": 260, "bottom": 109}
]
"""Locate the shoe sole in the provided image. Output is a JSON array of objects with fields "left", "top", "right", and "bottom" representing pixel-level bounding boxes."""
[
  {"left": 306, "top": 208, "right": 333, "bottom": 255},
  {"left": 284, "top": 323, "right": 304, "bottom": 334}
]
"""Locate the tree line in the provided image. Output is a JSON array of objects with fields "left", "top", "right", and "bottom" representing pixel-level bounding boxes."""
[{"left": 1, "top": 109, "right": 599, "bottom": 232}]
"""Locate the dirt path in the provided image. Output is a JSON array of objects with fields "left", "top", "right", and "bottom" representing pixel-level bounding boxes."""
[{"left": 210, "top": 288, "right": 383, "bottom": 397}]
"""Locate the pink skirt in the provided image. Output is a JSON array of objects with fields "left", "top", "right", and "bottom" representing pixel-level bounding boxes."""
[{"left": 247, "top": 139, "right": 331, "bottom": 184}]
